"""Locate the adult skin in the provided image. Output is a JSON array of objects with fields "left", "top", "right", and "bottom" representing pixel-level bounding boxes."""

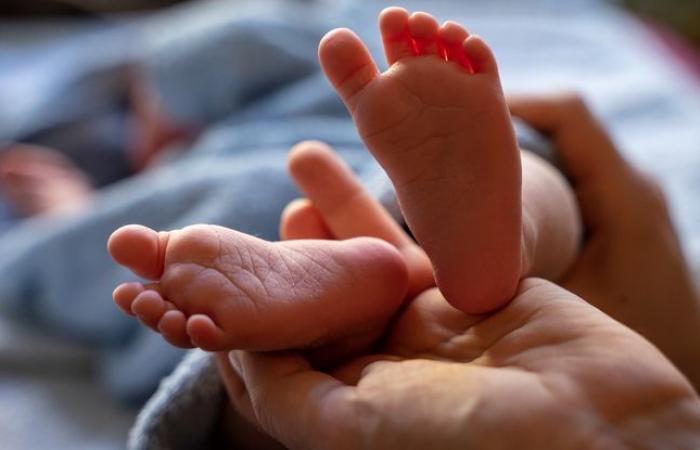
[
  {"left": 216, "top": 94, "right": 700, "bottom": 449},
  {"left": 509, "top": 95, "right": 700, "bottom": 389}
]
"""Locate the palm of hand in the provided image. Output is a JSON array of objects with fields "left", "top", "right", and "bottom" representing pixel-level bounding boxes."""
[{"left": 323, "top": 279, "right": 695, "bottom": 450}]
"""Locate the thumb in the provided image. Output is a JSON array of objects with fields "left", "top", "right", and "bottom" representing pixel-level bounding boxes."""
[{"left": 231, "top": 350, "right": 357, "bottom": 450}]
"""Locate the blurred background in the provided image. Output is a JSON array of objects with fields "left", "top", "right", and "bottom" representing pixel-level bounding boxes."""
[{"left": 0, "top": 1, "right": 699, "bottom": 449}]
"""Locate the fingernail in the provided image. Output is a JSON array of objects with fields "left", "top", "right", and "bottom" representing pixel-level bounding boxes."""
[{"left": 229, "top": 350, "right": 242, "bottom": 373}]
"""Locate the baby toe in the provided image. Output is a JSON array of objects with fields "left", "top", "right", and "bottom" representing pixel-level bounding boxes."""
[
  {"left": 186, "top": 314, "right": 228, "bottom": 352},
  {"left": 462, "top": 35, "right": 498, "bottom": 74},
  {"left": 439, "top": 21, "right": 470, "bottom": 45},
  {"left": 112, "top": 282, "right": 144, "bottom": 317},
  {"left": 157, "top": 310, "right": 194, "bottom": 348},
  {"left": 131, "top": 289, "right": 167, "bottom": 330},
  {"left": 408, "top": 12, "right": 440, "bottom": 57},
  {"left": 379, "top": 7, "right": 414, "bottom": 63}
]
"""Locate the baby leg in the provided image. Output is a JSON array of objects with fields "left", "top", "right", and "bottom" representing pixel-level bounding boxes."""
[{"left": 520, "top": 150, "right": 581, "bottom": 280}]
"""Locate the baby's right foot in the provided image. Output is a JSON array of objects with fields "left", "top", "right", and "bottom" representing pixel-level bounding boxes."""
[
  {"left": 108, "top": 224, "right": 407, "bottom": 352},
  {"left": 319, "top": 9, "right": 523, "bottom": 313}
]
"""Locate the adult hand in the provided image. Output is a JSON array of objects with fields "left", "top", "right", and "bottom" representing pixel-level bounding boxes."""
[
  {"left": 508, "top": 94, "right": 700, "bottom": 389},
  {"left": 218, "top": 117, "right": 700, "bottom": 448},
  {"left": 229, "top": 278, "right": 700, "bottom": 450}
]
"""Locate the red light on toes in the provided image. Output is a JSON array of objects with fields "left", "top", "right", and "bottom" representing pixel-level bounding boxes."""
[{"left": 443, "top": 42, "right": 474, "bottom": 74}]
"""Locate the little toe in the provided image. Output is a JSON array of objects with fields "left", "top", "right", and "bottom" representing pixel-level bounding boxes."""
[
  {"left": 157, "top": 310, "right": 193, "bottom": 348},
  {"left": 408, "top": 12, "right": 440, "bottom": 57},
  {"left": 108, "top": 224, "right": 169, "bottom": 280},
  {"left": 186, "top": 314, "right": 228, "bottom": 352},
  {"left": 112, "top": 282, "right": 144, "bottom": 316},
  {"left": 379, "top": 7, "right": 414, "bottom": 63},
  {"left": 131, "top": 289, "right": 167, "bottom": 330},
  {"left": 462, "top": 35, "right": 498, "bottom": 75},
  {"left": 439, "top": 21, "right": 472, "bottom": 69},
  {"left": 318, "top": 28, "right": 380, "bottom": 112}
]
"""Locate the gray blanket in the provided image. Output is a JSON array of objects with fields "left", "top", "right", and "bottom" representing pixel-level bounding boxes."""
[{"left": 1, "top": 0, "right": 699, "bottom": 448}]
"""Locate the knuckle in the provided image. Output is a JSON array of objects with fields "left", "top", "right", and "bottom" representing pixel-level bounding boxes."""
[
  {"left": 549, "top": 92, "right": 593, "bottom": 124},
  {"left": 557, "top": 91, "right": 588, "bottom": 113}
]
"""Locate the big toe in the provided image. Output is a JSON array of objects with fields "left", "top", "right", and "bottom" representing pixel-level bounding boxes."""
[
  {"left": 318, "top": 28, "right": 379, "bottom": 112},
  {"left": 108, "top": 224, "right": 168, "bottom": 280}
]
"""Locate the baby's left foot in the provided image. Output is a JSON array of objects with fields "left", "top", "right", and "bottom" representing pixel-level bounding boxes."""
[
  {"left": 320, "top": 9, "right": 522, "bottom": 313},
  {"left": 108, "top": 224, "right": 407, "bottom": 352}
]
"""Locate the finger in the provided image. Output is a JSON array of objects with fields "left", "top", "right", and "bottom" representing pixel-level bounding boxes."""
[
  {"left": 288, "top": 141, "right": 409, "bottom": 244},
  {"left": 216, "top": 352, "right": 257, "bottom": 425},
  {"left": 507, "top": 93, "right": 643, "bottom": 234},
  {"left": 232, "top": 350, "right": 356, "bottom": 448},
  {"left": 216, "top": 353, "right": 287, "bottom": 449},
  {"left": 507, "top": 93, "right": 629, "bottom": 184},
  {"left": 288, "top": 141, "right": 434, "bottom": 295},
  {"left": 279, "top": 198, "right": 334, "bottom": 240}
]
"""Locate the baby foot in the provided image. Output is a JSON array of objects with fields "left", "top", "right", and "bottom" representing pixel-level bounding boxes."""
[
  {"left": 319, "top": 9, "right": 522, "bottom": 313},
  {"left": 108, "top": 224, "right": 407, "bottom": 351}
]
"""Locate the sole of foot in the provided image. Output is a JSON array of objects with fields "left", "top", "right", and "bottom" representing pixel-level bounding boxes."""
[
  {"left": 109, "top": 224, "right": 408, "bottom": 351},
  {"left": 319, "top": 8, "right": 523, "bottom": 313}
]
